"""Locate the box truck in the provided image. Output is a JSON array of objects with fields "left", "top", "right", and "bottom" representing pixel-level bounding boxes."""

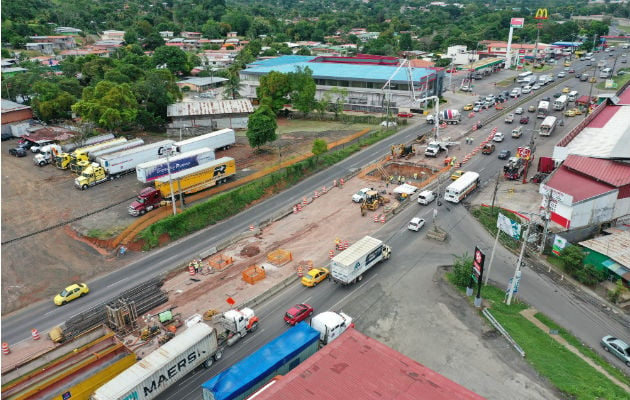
[{"left": 330, "top": 236, "right": 391, "bottom": 285}]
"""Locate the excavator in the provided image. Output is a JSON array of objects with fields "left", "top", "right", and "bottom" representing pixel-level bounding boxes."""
[{"left": 360, "top": 190, "right": 385, "bottom": 216}]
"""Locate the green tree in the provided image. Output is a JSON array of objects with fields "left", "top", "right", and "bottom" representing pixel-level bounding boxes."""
[
  {"left": 311, "top": 138, "right": 328, "bottom": 159},
  {"left": 399, "top": 33, "right": 413, "bottom": 51},
  {"left": 152, "top": 46, "right": 190, "bottom": 75},
  {"left": 296, "top": 47, "right": 312, "bottom": 56},
  {"left": 288, "top": 66, "right": 316, "bottom": 116},
  {"left": 451, "top": 255, "right": 473, "bottom": 288},
  {"left": 257, "top": 71, "right": 291, "bottom": 114},
  {"left": 31, "top": 80, "right": 76, "bottom": 122},
  {"left": 72, "top": 81, "right": 138, "bottom": 131},
  {"left": 143, "top": 32, "right": 165, "bottom": 51},
  {"left": 246, "top": 104, "right": 277, "bottom": 149},
  {"left": 559, "top": 245, "right": 584, "bottom": 275}
]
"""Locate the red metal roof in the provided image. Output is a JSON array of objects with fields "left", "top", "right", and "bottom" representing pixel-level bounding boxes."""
[
  {"left": 547, "top": 167, "right": 616, "bottom": 202},
  {"left": 249, "top": 327, "right": 485, "bottom": 400},
  {"left": 618, "top": 85, "right": 630, "bottom": 105},
  {"left": 563, "top": 155, "right": 630, "bottom": 187}
]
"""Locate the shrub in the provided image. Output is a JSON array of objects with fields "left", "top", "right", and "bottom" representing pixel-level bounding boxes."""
[{"left": 451, "top": 254, "right": 473, "bottom": 288}]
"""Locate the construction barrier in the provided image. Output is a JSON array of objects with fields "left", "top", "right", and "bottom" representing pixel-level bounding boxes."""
[
  {"left": 314, "top": 190, "right": 319, "bottom": 198},
  {"left": 344, "top": 240, "right": 349, "bottom": 250},
  {"left": 249, "top": 224, "right": 254, "bottom": 231},
  {"left": 293, "top": 206, "right": 297, "bottom": 214},
  {"left": 188, "top": 264, "right": 195, "bottom": 275},
  {"left": 2, "top": 342, "right": 9, "bottom": 355},
  {"left": 340, "top": 178, "right": 344, "bottom": 186},
  {"left": 297, "top": 266, "right": 304, "bottom": 277},
  {"left": 329, "top": 249, "right": 335, "bottom": 259},
  {"left": 373, "top": 214, "right": 379, "bottom": 223},
  {"left": 31, "top": 328, "right": 40, "bottom": 341},
  {"left": 380, "top": 214, "right": 386, "bottom": 223},
  {"left": 297, "top": 203, "right": 302, "bottom": 212},
  {"left": 302, "top": 197, "right": 307, "bottom": 205}
]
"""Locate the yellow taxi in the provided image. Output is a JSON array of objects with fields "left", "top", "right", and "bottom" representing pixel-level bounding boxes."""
[
  {"left": 564, "top": 61, "right": 571, "bottom": 67},
  {"left": 572, "top": 108, "right": 583, "bottom": 115},
  {"left": 564, "top": 109, "right": 576, "bottom": 117},
  {"left": 301, "top": 267, "right": 329, "bottom": 287},
  {"left": 463, "top": 103, "right": 474, "bottom": 111},
  {"left": 54, "top": 283, "right": 89, "bottom": 306},
  {"left": 451, "top": 170, "right": 465, "bottom": 180},
  {"left": 562, "top": 87, "right": 570, "bottom": 93}
]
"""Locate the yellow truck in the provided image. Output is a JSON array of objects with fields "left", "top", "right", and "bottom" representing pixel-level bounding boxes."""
[
  {"left": 154, "top": 157, "right": 236, "bottom": 198},
  {"left": 54, "top": 138, "right": 127, "bottom": 170}
]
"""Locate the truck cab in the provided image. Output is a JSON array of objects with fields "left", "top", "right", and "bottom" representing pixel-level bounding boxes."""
[
  {"left": 425, "top": 141, "right": 445, "bottom": 157},
  {"left": 310, "top": 311, "right": 353, "bottom": 345},
  {"left": 129, "top": 188, "right": 163, "bottom": 216},
  {"left": 33, "top": 144, "right": 62, "bottom": 167},
  {"left": 74, "top": 163, "right": 107, "bottom": 190}
]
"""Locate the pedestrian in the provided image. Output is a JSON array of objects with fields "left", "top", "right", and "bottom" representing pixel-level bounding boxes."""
[{"left": 194, "top": 261, "right": 199, "bottom": 274}]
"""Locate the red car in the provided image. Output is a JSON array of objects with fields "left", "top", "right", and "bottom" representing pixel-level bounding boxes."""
[
  {"left": 397, "top": 112, "right": 414, "bottom": 118},
  {"left": 519, "top": 116, "right": 530, "bottom": 124},
  {"left": 284, "top": 303, "right": 314, "bottom": 325}
]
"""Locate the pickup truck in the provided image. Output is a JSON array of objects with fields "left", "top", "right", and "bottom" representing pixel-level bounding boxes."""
[{"left": 504, "top": 114, "right": 515, "bottom": 123}]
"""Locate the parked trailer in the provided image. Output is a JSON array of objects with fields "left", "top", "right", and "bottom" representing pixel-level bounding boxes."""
[
  {"left": 136, "top": 147, "right": 215, "bottom": 183},
  {"left": 53, "top": 138, "right": 128, "bottom": 170},
  {"left": 88, "top": 138, "right": 145, "bottom": 161},
  {"left": 91, "top": 323, "right": 223, "bottom": 400},
  {"left": 153, "top": 157, "right": 236, "bottom": 198},
  {"left": 201, "top": 322, "right": 320, "bottom": 400},
  {"left": 330, "top": 236, "right": 392, "bottom": 285},
  {"left": 176, "top": 128, "right": 235, "bottom": 152}
]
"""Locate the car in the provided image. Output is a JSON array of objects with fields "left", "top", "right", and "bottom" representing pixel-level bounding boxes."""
[
  {"left": 504, "top": 113, "right": 515, "bottom": 123},
  {"left": 352, "top": 188, "right": 371, "bottom": 203},
  {"left": 622, "top": 58, "right": 628, "bottom": 64},
  {"left": 575, "top": 72, "right": 582, "bottom": 79},
  {"left": 547, "top": 75, "right": 556, "bottom": 82},
  {"left": 380, "top": 121, "right": 397, "bottom": 127},
  {"left": 485, "top": 94, "right": 496, "bottom": 102},
  {"left": 541, "top": 96, "right": 551, "bottom": 102},
  {"left": 564, "top": 66, "right": 570, "bottom": 71},
  {"left": 284, "top": 303, "right": 314, "bottom": 325},
  {"left": 564, "top": 109, "right": 576, "bottom": 117},
  {"left": 498, "top": 149, "right": 512, "bottom": 159},
  {"left": 417, "top": 190, "right": 436, "bottom": 205},
  {"left": 451, "top": 170, "right": 465, "bottom": 180},
  {"left": 301, "top": 267, "right": 329, "bottom": 287},
  {"left": 397, "top": 112, "right": 414, "bottom": 118},
  {"left": 461, "top": 85, "right": 472, "bottom": 92},
  {"left": 572, "top": 108, "right": 583, "bottom": 115},
  {"left": 562, "top": 87, "right": 570, "bottom": 93},
  {"left": 601, "top": 336, "right": 630, "bottom": 366},
  {"left": 473, "top": 105, "right": 482, "bottom": 112},
  {"left": 514, "top": 107, "right": 524, "bottom": 115},
  {"left": 445, "top": 68, "right": 457, "bottom": 73},
  {"left": 53, "top": 283, "right": 89, "bottom": 306},
  {"left": 492, "top": 132, "right": 505, "bottom": 142},
  {"left": 564, "top": 61, "right": 571, "bottom": 67},
  {"left": 482, "top": 143, "right": 495, "bottom": 154},
  {"left": 568, "top": 68, "right": 575, "bottom": 73},
  {"left": 553, "top": 92, "right": 562, "bottom": 98},
  {"left": 522, "top": 86, "right": 532, "bottom": 94},
  {"left": 557, "top": 71, "right": 566, "bottom": 78},
  {"left": 463, "top": 103, "right": 474, "bottom": 111},
  {"left": 532, "top": 84, "right": 541, "bottom": 90},
  {"left": 519, "top": 116, "right": 530, "bottom": 124},
  {"left": 408, "top": 217, "right": 426, "bottom": 232},
  {"left": 8, "top": 147, "right": 27, "bottom": 157},
  {"left": 528, "top": 105, "right": 536, "bottom": 113}
]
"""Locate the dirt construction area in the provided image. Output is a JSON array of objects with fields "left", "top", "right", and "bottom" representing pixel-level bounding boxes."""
[{"left": 0, "top": 121, "right": 373, "bottom": 315}]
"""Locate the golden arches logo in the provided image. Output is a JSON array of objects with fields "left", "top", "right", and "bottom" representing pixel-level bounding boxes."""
[{"left": 534, "top": 8, "right": 548, "bottom": 20}]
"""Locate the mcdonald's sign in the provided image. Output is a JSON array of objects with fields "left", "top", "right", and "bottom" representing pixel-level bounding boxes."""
[
  {"left": 510, "top": 18, "right": 525, "bottom": 28},
  {"left": 534, "top": 8, "right": 548, "bottom": 20}
]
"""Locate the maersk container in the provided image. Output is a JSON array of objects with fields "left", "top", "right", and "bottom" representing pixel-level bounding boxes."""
[
  {"left": 330, "top": 236, "right": 392, "bottom": 285},
  {"left": 176, "top": 128, "right": 235, "bottom": 153},
  {"left": 91, "top": 323, "right": 221, "bottom": 400},
  {"left": 135, "top": 147, "right": 215, "bottom": 183},
  {"left": 96, "top": 140, "right": 175, "bottom": 177},
  {"left": 89, "top": 138, "right": 145, "bottom": 161},
  {"left": 201, "top": 322, "right": 319, "bottom": 400}
]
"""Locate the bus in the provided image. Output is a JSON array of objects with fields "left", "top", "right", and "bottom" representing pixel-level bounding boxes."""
[
  {"left": 444, "top": 171, "right": 480, "bottom": 203},
  {"left": 599, "top": 67, "right": 613, "bottom": 78},
  {"left": 537, "top": 100, "right": 550, "bottom": 118},
  {"left": 539, "top": 116, "right": 558, "bottom": 136},
  {"left": 517, "top": 71, "right": 533, "bottom": 83},
  {"left": 553, "top": 95, "right": 568, "bottom": 111}
]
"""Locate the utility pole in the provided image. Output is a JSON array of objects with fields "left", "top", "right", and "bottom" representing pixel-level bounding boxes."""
[
  {"left": 539, "top": 189, "right": 553, "bottom": 254},
  {"left": 490, "top": 170, "right": 501, "bottom": 212},
  {"left": 507, "top": 221, "right": 531, "bottom": 305}
]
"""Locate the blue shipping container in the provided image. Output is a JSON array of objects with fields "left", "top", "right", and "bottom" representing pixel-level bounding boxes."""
[{"left": 201, "top": 322, "right": 319, "bottom": 400}]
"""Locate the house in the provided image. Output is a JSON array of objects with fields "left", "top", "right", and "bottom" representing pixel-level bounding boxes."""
[
  {"left": 101, "top": 30, "right": 125, "bottom": 41},
  {"left": 580, "top": 228, "right": 630, "bottom": 286},
  {"left": 1, "top": 99, "right": 34, "bottom": 137},
  {"left": 29, "top": 36, "right": 77, "bottom": 50},
  {"left": 166, "top": 99, "right": 254, "bottom": 133},
  {"left": 54, "top": 27, "right": 82, "bottom": 36},
  {"left": 176, "top": 77, "right": 228, "bottom": 92}
]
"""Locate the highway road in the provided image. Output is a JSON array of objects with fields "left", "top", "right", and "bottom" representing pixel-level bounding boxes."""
[{"left": 3, "top": 50, "right": 629, "bottom": 397}]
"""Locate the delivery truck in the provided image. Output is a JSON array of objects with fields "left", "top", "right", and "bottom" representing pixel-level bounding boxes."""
[
  {"left": 330, "top": 236, "right": 391, "bottom": 285},
  {"left": 153, "top": 156, "right": 236, "bottom": 198},
  {"left": 135, "top": 147, "right": 215, "bottom": 183},
  {"left": 91, "top": 323, "right": 224, "bottom": 400},
  {"left": 75, "top": 140, "right": 175, "bottom": 189},
  {"left": 176, "top": 128, "right": 235, "bottom": 152}
]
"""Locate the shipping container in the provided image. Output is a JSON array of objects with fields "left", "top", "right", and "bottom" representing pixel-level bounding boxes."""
[
  {"left": 176, "top": 129, "right": 235, "bottom": 152},
  {"left": 153, "top": 157, "right": 235, "bottom": 198},
  {"left": 96, "top": 140, "right": 175, "bottom": 177},
  {"left": 136, "top": 147, "right": 215, "bottom": 183},
  {"left": 201, "top": 322, "right": 319, "bottom": 400},
  {"left": 92, "top": 323, "right": 221, "bottom": 400}
]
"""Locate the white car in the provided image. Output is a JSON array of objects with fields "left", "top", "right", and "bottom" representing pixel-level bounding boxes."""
[
  {"left": 461, "top": 85, "right": 472, "bottom": 92},
  {"left": 493, "top": 132, "right": 505, "bottom": 142},
  {"left": 408, "top": 217, "right": 426, "bottom": 232},
  {"left": 557, "top": 71, "right": 566, "bottom": 78},
  {"left": 522, "top": 86, "right": 532, "bottom": 94},
  {"left": 417, "top": 190, "right": 436, "bottom": 205},
  {"left": 380, "top": 121, "right": 397, "bottom": 127},
  {"left": 514, "top": 107, "right": 524, "bottom": 115},
  {"left": 532, "top": 84, "right": 541, "bottom": 90},
  {"left": 352, "top": 188, "right": 371, "bottom": 203}
]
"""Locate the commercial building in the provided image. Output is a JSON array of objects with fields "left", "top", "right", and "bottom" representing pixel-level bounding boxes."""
[
  {"left": 167, "top": 99, "right": 254, "bottom": 133},
  {"left": 580, "top": 228, "right": 630, "bottom": 286},
  {"left": 239, "top": 54, "right": 445, "bottom": 113}
]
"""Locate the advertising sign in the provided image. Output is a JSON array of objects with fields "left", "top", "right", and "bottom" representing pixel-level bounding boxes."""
[
  {"left": 471, "top": 247, "right": 485, "bottom": 283},
  {"left": 497, "top": 213, "right": 522, "bottom": 240},
  {"left": 552, "top": 235, "right": 568, "bottom": 255},
  {"left": 510, "top": 18, "right": 525, "bottom": 28}
]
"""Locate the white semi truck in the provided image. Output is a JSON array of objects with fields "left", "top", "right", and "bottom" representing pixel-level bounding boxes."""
[
  {"left": 311, "top": 311, "right": 354, "bottom": 345},
  {"left": 330, "top": 236, "right": 391, "bottom": 285}
]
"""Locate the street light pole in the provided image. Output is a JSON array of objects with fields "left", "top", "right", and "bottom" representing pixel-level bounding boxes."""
[{"left": 506, "top": 221, "right": 531, "bottom": 305}]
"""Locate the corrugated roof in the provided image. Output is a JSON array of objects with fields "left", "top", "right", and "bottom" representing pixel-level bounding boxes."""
[
  {"left": 1, "top": 99, "right": 31, "bottom": 112},
  {"left": 547, "top": 167, "right": 616, "bottom": 203},
  {"left": 563, "top": 155, "right": 630, "bottom": 187},
  {"left": 167, "top": 99, "right": 253, "bottom": 117},
  {"left": 177, "top": 77, "right": 228, "bottom": 85},
  {"left": 579, "top": 228, "right": 630, "bottom": 269},
  {"left": 250, "top": 327, "right": 485, "bottom": 400}
]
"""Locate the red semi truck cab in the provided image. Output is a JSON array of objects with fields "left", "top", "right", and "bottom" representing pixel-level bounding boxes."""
[{"left": 128, "top": 187, "right": 162, "bottom": 216}]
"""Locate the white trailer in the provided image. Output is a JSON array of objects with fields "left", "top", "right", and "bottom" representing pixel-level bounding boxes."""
[
  {"left": 91, "top": 323, "right": 223, "bottom": 400},
  {"left": 96, "top": 140, "right": 175, "bottom": 177},
  {"left": 136, "top": 147, "right": 215, "bottom": 183},
  {"left": 310, "top": 311, "right": 354, "bottom": 345},
  {"left": 330, "top": 236, "right": 391, "bottom": 285},
  {"left": 176, "top": 128, "right": 235, "bottom": 152},
  {"left": 88, "top": 138, "right": 145, "bottom": 161}
]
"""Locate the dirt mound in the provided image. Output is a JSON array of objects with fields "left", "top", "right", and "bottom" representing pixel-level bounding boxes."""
[{"left": 240, "top": 245, "right": 260, "bottom": 257}]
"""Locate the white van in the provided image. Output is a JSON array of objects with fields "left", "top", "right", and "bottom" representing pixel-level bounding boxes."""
[
  {"left": 511, "top": 126, "right": 523, "bottom": 138},
  {"left": 567, "top": 91, "right": 579, "bottom": 102},
  {"left": 417, "top": 190, "right": 436, "bottom": 205},
  {"left": 510, "top": 87, "right": 522, "bottom": 98}
]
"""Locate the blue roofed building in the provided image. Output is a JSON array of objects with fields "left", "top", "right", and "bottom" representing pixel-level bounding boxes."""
[{"left": 239, "top": 55, "right": 445, "bottom": 113}]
